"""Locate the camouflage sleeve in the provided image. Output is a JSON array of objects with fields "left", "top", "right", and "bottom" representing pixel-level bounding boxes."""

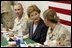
[{"left": 57, "top": 29, "right": 71, "bottom": 47}]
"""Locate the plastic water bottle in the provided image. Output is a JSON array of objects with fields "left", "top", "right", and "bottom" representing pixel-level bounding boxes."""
[
  {"left": 16, "top": 27, "right": 25, "bottom": 47},
  {"left": 16, "top": 35, "right": 24, "bottom": 47},
  {"left": 18, "top": 36, "right": 23, "bottom": 43},
  {"left": 16, "top": 39, "right": 20, "bottom": 47}
]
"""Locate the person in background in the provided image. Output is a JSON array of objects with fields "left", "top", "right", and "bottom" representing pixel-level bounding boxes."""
[
  {"left": 43, "top": 9, "right": 71, "bottom": 47},
  {"left": 27, "top": 5, "right": 48, "bottom": 45},
  {"left": 1, "top": 1, "right": 14, "bottom": 29}
]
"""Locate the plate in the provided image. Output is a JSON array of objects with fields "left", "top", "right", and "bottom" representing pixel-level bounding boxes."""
[{"left": 8, "top": 41, "right": 16, "bottom": 44}]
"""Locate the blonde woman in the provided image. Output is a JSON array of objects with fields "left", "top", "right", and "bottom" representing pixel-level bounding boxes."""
[{"left": 43, "top": 9, "right": 71, "bottom": 47}]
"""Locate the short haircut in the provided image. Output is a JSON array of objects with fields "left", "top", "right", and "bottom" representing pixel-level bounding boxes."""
[
  {"left": 13, "top": 3, "right": 23, "bottom": 9},
  {"left": 27, "top": 5, "right": 41, "bottom": 18},
  {"left": 43, "top": 9, "right": 59, "bottom": 24}
]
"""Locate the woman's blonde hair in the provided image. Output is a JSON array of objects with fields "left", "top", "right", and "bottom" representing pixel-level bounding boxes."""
[
  {"left": 27, "top": 5, "right": 41, "bottom": 17},
  {"left": 43, "top": 9, "right": 59, "bottom": 24}
]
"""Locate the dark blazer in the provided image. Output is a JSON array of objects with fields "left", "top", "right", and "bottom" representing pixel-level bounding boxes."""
[{"left": 29, "top": 18, "right": 48, "bottom": 44}]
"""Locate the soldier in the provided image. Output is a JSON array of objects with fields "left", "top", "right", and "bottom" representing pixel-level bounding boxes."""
[
  {"left": 1, "top": 1, "right": 14, "bottom": 29},
  {"left": 43, "top": 9, "right": 71, "bottom": 47}
]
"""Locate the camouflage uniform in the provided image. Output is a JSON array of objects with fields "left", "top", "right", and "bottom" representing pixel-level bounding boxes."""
[{"left": 1, "top": 1, "right": 15, "bottom": 29}]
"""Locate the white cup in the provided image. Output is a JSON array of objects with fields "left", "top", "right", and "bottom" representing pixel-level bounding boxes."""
[{"left": 20, "top": 44, "right": 28, "bottom": 47}]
